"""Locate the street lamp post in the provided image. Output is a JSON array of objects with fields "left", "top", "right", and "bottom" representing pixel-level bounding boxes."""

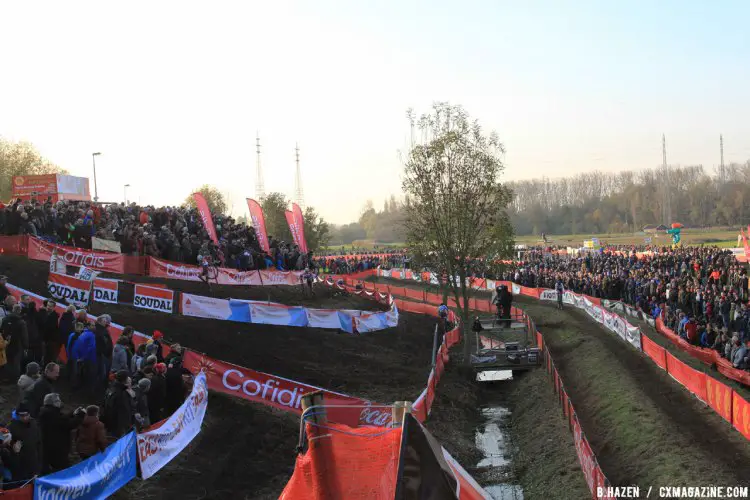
[
  {"left": 124, "top": 184, "right": 130, "bottom": 205},
  {"left": 92, "top": 152, "right": 101, "bottom": 202}
]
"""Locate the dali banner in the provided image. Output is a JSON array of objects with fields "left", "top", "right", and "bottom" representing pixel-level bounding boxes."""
[
  {"left": 284, "top": 203, "right": 308, "bottom": 254},
  {"left": 246, "top": 198, "right": 270, "bottom": 253},
  {"left": 192, "top": 192, "right": 219, "bottom": 245}
]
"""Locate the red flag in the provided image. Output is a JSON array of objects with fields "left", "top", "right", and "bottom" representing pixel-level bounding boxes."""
[
  {"left": 285, "top": 203, "right": 308, "bottom": 254},
  {"left": 246, "top": 198, "right": 270, "bottom": 253},
  {"left": 192, "top": 192, "right": 219, "bottom": 245}
]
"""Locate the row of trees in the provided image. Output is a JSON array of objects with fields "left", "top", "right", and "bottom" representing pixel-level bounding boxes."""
[{"left": 509, "top": 163, "right": 750, "bottom": 235}]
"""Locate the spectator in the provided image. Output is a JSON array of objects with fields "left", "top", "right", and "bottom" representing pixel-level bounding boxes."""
[
  {"left": 70, "top": 323, "right": 97, "bottom": 393},
  {"left": 2, "top": 304, "right": 28, "bottom": 381},
  {"left": 38, "top": 393, "right": 84, "bottom": 472},
  {"left": 40, "top": 300, "right": 60, "bottom": 365},
  {"left": 8, "top": 403, "right": 41, "bottom": 483},
  {"left": 147, "top": 363, "right": 167, "bottom": 423},
  {"left": 58, "top": 305, "right": 76, "bottom": 358},
  {"left": 131, "top": 344, "right": 146, "bottom": 375},
  {"left": 94, "top": 315, "right": 113, "bottom": 391},
  {"left": 134, "top": 378, "right": 151, "bottom": 428},
  {"left": 17, "top": 362, "right": 40, "bottom": 401},
  {"left": 152, "top": 330, "right": 165, "bottom": 363},
  {"left": 22, "top": 301, "right": 42, "bottom": 368},
  {"left": 165, "top": 357, "right": 190, "bottom": 416},
  {"left": 103, "top": 370, "right": 134, "bottom": 438},
  {"left": 24, "top": 362, "right": 60, "bottom": 418},
  {"left": 0, "top": 276, "right": 9, "bottom": 304},
  {"left": 111, "top": 336, "right": 131, "bottom": 375},
  {"left": 732, "top": 338, "right": 748, "bottom": 369},
  {"left": 75, "top": 406, "right": 107, "bottom": 460}
]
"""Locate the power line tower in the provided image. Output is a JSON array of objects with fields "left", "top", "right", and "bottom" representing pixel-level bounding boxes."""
[
  {"left": 255, "top": 132, "right": 265, "bottom": 200},
  {"left": 662, "top": 134, "right": 672, "bottom": 224},
  {"left": 294, "top": 143, "right": 304, "bottom": 210}
]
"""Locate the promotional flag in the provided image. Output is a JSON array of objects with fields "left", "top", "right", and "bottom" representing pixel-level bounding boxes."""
[
  {"left": 47, "top": 272, "right": 92, "bottom": 307},
  {"left": 285, "top": 203, "right": 307, "bottom": 254},
  {"left": 133, "top": 284, "right": 174, "bottom": 314},
  {"left": 49, "top": 248, "right": 67, "bottom": 275},
  {"left": 192, "top": 192, "right": 219, "bottom": 245},
  {"left": 76, "top": 265, "right": 100, "bottom": 282},
  {"left": 246, "top": 198, "right": 270, "bottom": 253}
]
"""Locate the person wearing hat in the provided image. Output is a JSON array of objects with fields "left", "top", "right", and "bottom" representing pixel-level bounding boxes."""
[
  {"left": 17, "top": 362, "right": 40, "bottom": 401},
  {"left": 8, "top": 402, "right": 41, "bottom": 483},
  {"left": 152, "top": 330, "right": 165, "bottom": 363},
  {"left": 38, "top": 393, "right": 84, "bottom": 472},
  {"left": 103, "top": 370, "right": 135, "bottom": 438},
  {"left": 134, "top": 378, "right": 151, "bottom": 428},
  {"left": 148, "top": 363, "right": 167, "bottom": 423}
]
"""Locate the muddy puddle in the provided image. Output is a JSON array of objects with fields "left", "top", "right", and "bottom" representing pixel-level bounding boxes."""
[{"left": 475, "top": 371, "right": 524, "bottom": 500}]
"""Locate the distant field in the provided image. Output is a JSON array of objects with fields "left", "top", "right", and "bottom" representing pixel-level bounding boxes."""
[
  {"left": 515, "top": 229, "right": 741, "bottom": 248},
  {"left": 323, "top": 240, "right": 406, "bottom": 251}
]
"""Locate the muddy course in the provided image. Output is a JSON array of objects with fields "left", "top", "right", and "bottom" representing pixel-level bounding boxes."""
[
  {"left": 370, "top": 276, "right": 750, "bottom": 492},
  {"left": 0, "top": 256, "right": 483, "bottom": 499}
]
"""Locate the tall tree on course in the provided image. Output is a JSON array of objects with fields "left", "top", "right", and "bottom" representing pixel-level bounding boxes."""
[
  {"left": 401, "top": 103, "right": 515, "bottom": 364},
  {"left": 303, "top": 206, "right": 330, "bottom": 252},
  {"left": 0, "top": 138, "right": 65, "bottom": 201},
  {"left": 260, "top": 192, "right": 293, "bottom": 242},
  {"left": 184, "top": 185, "right": 228, "bottom": 214}
]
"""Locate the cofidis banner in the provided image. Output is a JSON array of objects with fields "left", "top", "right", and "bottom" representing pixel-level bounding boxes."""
[
  {"left": 34, "top": 430, "right": 137, "bottom": 499},
  {"left": 47, "top": 272, "right": 92, "bottom": 307},
  {"left": 137, "top": 371, "right": 208, "bottom": 479},
  {"left": 134, "top": 284, "right": 174, "bottom": 314}
]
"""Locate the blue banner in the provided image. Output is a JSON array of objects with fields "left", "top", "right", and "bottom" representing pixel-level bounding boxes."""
[{"left": 34, "top": 430, "right": 137, "bottom": 500}]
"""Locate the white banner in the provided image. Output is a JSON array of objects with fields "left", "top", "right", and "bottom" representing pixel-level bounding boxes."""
[
  {"left": 137, "top": 372, "right": 208, "bottom": 479},
  {"left": 539, "top": 289, "right": 558, "bottom": 301},
  {"left": 181, "top": 293, "right": 232, "bottom": 320},
  {"left": 511, "top": 283, "right": 521, "bottom": 295},
  {"left": 76, "top": 265, "right": 100, "bottom": 282},
  {"left": 92, "top": 237, "right": 122, "bottom": 253},
  {"left": 93, "top": 278, "right": 119, "bottom": 304},
  {"left": 134, "top": 284, "right": 174, "bottom": 314}
]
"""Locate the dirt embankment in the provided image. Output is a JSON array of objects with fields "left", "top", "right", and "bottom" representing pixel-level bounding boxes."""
[{"left": 0, "top": 256, "right": 483, "bottom": 498}]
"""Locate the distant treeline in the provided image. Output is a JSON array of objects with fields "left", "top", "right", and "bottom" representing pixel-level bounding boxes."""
[{"left": 508, "top": 162, "right": 750, "bottom": 235}]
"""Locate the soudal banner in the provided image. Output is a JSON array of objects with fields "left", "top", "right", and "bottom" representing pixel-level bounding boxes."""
[
  {"left": 182, "top": 350, "right": 392, "bottom": 428},
  {"left": 47, "top": 272, "right": 92, "bottom": 307},
  {"left": 133, "top": 284, "right": 174, "bottom": 314},
  {"left": 29, "top": 237, "right": 126, "bottom": 273},
  {"left": 285, "top": 203, "right": 307, "bottom": 253},
  {"left": 246, "top": 198, "right": 270, "bottom": 253},
  {"left": 137, "top": 372, "right": 208, "bottom": 479},
  {"left": 192, "top": 192, "right": 219, "bottom": 245},
  {"left": 93, "top": 278, "right": 119, "bottom": 304}
]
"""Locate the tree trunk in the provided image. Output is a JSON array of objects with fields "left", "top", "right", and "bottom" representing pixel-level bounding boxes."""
[{"left": 459, "top": 271, "right": 472, "bottom": 366}]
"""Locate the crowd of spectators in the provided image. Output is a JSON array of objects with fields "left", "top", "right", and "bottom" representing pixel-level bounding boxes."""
[
  {"left": 385, "top": 245, "right": 750, "bottom": 373},
  {"left": 0, "top": 197, "right": 314, "bottom": 272},
  {"left": 0, "top": 282, "right": 191, "bottom": 489}
]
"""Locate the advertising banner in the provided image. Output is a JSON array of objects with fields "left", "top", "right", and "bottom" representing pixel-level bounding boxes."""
[
  {"left": 11, "top": 174, "right": 58, "bottom": 198},
  {"left": 733, "top": 391, "right": 750, "bottom": 440},
  {"left": 285, "top": 203, "right": 308, "bottom": 253},
  {"left": 705, "top": 376, "right": 733, "bottom": 424},
  {"left": 149, "top": 257, "right": 303, "bottom": 286},
  {"left": 134, "top": 284, "right": 174, "bottom": 314},
  {"left": 93, "top": 278, "right": 119, "bottom": 304},
  {"left": 246, "top": 198, "right": 270, "bottom": 253},
  {"left": 47, "top": 272, "right": 92, "bottom": 307},
  {"left": 192, "top": 192, "right": 219, "bottom": 246},
  {"left": 137, "top": 372, "right": 208, "bottom": 479},
  {"left": 539, "top": 289, "right": 558, "bottom": 301},
  {"left": 29, "top": 237, "right": 126, "bottom": 274},
  {"left": 182, "top": 351, "right": 390, "bottom": 428},
  {"left": 75, "top": 266, "right": 100, "bottom": 282},
  {"left": 34, "top": 431, "right": 137, "bottom": 499}
]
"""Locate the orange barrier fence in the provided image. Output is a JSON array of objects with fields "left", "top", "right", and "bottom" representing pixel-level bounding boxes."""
[
  {"left": 641, "top": 334, "right": 667, "bottom": 370},
  {"left": 665, "top": 352, "right": 708, "bottom": 403}
]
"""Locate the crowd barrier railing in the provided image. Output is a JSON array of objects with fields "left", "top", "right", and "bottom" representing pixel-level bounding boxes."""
[
  {"left": 0, "top": 235, "right": 377, "bottom": 286},
  {"left": 377, "top": 268, "right": 750, "bottom": 444}
]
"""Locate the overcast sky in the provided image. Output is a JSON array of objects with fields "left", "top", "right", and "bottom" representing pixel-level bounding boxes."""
[{"left": 1, "top": 1, "right": 749, "bottom": 224}]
